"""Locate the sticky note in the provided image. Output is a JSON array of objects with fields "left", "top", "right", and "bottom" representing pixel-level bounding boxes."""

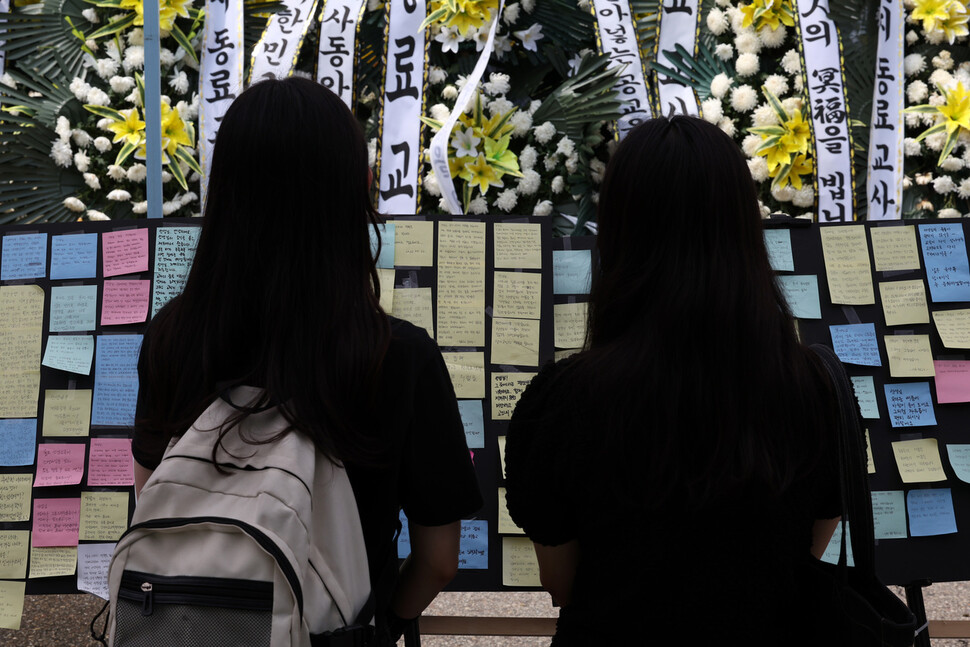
[
  {"left": 370, "top": 222, "right": 395, "bottom": 269},
  {"left": 820, "top": 522, "right": 854, "bottom": 567},
  {"left": 437, "top": 221, "right": 486, "bottom": 347},
  {"left": 491, "top": 372, "right": 536, "bottom": 421},
  {"left": 934, "top": 361, "right": 970, "bottom": 403},
  {"left": 50, "top": 233, "right": 98, "bottom": 280},
  {"left": 866, "top": 430, "right": 875, "bottom": 474},
  {"left": 493, "top": 271, "right": 542, "bottom": 320},
  {"left": 80, "top": 491, "right": 129, "bottom": 541},
  {"left": 42, "top": 389, "right": 92, "bottom": 437},
  {"left": 491, "top": 318, "right": 540, "bottom": 367},
  {"left": 494, "top": 223, "right": 542, "bottom": 269},
  {"left": 0, "top": 285, "right": 44, "bottom": 418},
  {"left": 0, "top": 580, "right": 26, "bottom": 629},
  {"left": 891, "top": 438, "right": 947, "bottom": 483},
  {"left": 392, "top": 220, "right": 434, "bottom": 266},
  {"left": 102, "top": 228, "right": 149, "bottom": 277},
  {"left": 884, "top": 335, "right": 934, "bottom": 377},
  {"left": 764, "top": 229, "right": 794, "bottom": 272},
  {"left": 377, "top": 268, "right": 394, "bottom": 314},
  {"left": 552, "top": 249, "right": 592, "bottom": 295},
  {"left": 32, "top": 497, "right": 82, "bottom": 547},
  {"left": 42, "top": 335, "right": 94, "bottom": 375},
  {"left": 829, "top": 323, "right": 881, "bottom": 366},
  {"left": 0, "top": 531, "right": 30, "bottom": 579},
  {"left": 869, "top": 225, "right": 921, "bottom": 272},
  {"left": 1, "top": 233, "right": 47, "bottom": 280},
  {"left": 397, "top": 510, "right": 410, "bottom": 559},
  {"left": 34, "top": 443, "right": 87, "bottom": 487},
  {"left": 920, "top": 223, "right": 970, "bottom": 302},
  {"left": 101, "top": 279, "right": 151, "bottom": 326},
  {"left": 0, "top": 475, "right": 33, "bottom": 521},
  {"left": 907, "top": 488, "right": 958, "bottom": 536},
  {"left": 884, "top": 382, "right": 937, "bottom": 427},
  {"left": 0, "top": 419, "right": 36, "bottom": 466},
  {"left": 502, "top": 537, "right": 540, "bottom": 586},
  {"left": 457, "top": 400, "right": 485, "bottom": 449},
  {"left": 78, "top": 543, "right": 116, "bottom": 600},
  {"left": 777, "top": 275, "right": 821, "bottom": 319},
  {"left": 497, "top": 487, "right": 524, "bottom": 535},
  {"left": 49, "top": 284, "right": 98, "bottom": 333},
  {"left": 554, "top": 302, "right": 588, "bottom": 349},
  {"left": 443, "top": 352, "right": 486, "bottom": 399},
  {"left": 152, "top": 226, "right": 200, "bottom": 317},
  {"left": 498, "top": 435, "right": 507, "bottom": 479},
  {"left": 946, "top": 444, "right": 970, "bottom": 484},
  {"left": 933, "top": 309, "right": 970, "bottom": 349},
  {"left": 458, "top": 520, "right": 488, "bottom": 570},
  {"left": 871, "top": 491, "right": 907, "bottom": 539},
  {"left": 555, "top": 348, "right": 582, "bottom": 362},
  {"left": 29, "top": 546, "right": 77, "bottom": 578},
  {"left": 393, "top": 288, "right": 434, "bottom": 338},
  {"left": 91, "top": 334, "right": 143, "bottom": 426},
  {"left": 87, "top": 438, "right": 135, "bottom": 486},
  {"left": 850, "top": 376, "right": 879, "bottom": 419},
  {"left": 879, "top": 281, "right": 929, "bottom": 327},
  {"left": 819, "top": 225, "right": 875, "bottom": 305}
]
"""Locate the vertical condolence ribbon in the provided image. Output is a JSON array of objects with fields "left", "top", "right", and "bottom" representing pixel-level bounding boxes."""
[
  {"left": 654, "top": 0, "right": 699, "bottom": 116},
  {"left": 590, "top": 0, "right": 653, "bottom": 139},
  {"left": 250, "top": 0, "right": 320, "bottom": 82},
  {"left": 866, "top": 0, "right": 904, "bottom": 220},
  {"left": 199, "top": 0, "right": 243, "bottom": 187},
  {"left": 317, "top": 0, "right": 367, "bottom": 109},
  {"left": 795, "top": 0, "right": 855, "bottom": 222}
]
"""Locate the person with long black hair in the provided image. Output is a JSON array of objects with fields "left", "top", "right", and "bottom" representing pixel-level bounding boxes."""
[
  {"left": 132, "top": 77, "right": 482, "bottom": 643},
  {"left": 504, "top": 115, "right": 843, "bottom": 644}
]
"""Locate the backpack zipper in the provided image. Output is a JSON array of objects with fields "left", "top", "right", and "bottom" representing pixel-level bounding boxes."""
[{"left": 119, "top": 570, "right": 274, "bottom": 616}]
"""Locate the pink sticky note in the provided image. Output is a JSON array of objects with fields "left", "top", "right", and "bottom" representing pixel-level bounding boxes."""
[
  {"left": 101, "top": 280, "right": 151, "bottom": 326},
  {"left": 102, "top": 229, "right": 149, "bottom": 277},
  {"left": 32, "top": 498, "right": 81, "bottom": 547},
  {"left": 34, "top": 444, "right": 87, "bottom": 487},
  {"left": 934, "top": 360, "right": 970, "bottom": 404},
  {"left": 87, "top": 438, "right": 134, "bottom": 486}
]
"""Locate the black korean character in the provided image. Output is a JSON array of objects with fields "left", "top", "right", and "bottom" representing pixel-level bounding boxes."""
[
  {"left": 206, "top": 68, "right": 235, "bottom": 103},
  {"left": 811, "top": 67, "right": 840, "bottom": 94},
  {"left": 663, "top": 0, "right": 693, "bottom": 14},
  {"left": 380, "top": 141, "right": 415, "bottom": 200},
  {"left": 812, "top": 96, "right": 845, "bottom": 124},
  {"left": 322, "top": 35, "right": 351, "bottom": 56},
  {"left": 879, "top": 4, "right": 892, "bottom": 42},
  {"left": 801, "top": 0, "right": 826, "bottom": 18},
  {"left": 278, "top": 8, "right": 302, "bottom": 35},
  {"left": 805, "top": 21, "right": 831, "bottom": 47},
  {"left": 263, "top": 40, "right": 287, "bottom": 66},
  {"left": 820, "top": 171, "right": 846, "bottom": 201},
  {"left": 871, "top": 179, "right": 895, "bottom": 218},
  {"left": 387, "top": 37, "right": 419, "bottom": 102},
  {"left": 664, "top": 96, "right": 690, "bottom": 116},
  {"left": 321, "top": 68, "right": 349, "bottom": 95},
  {"left": 871, "top": 143, "right": 894, "bottom": 172},
  {"left": 322, "top": 5, "right": 354, "bottom": 31},
  {"left": 820, "top": 203, "right": 847, "bottom": 222},
  {"left": 874, "top": 98, "right": 893, "bottom": 130},
  {"left": 876, "top": 56, "right": 894, "bottom": 81}
]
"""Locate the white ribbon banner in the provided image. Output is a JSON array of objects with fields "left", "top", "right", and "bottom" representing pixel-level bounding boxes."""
[
  {"left": 250, "top": 0, "right": 320, "bottom": 82},
  {"left": 654, "top": 0, "right": 699, "bottom": 116},
  {"left": 317, "top": 0, "right": 366, "bottom": 109},
  {"left": 591, "top": 0, "right": 653, "bottom": 138},
  {"left": 376, "top": 0, "right": 427, "bottom": 214},
  {"left": 866, "top": 0, "right": 904, "bottom": 220},
  {"left": 0, "top": 0, "right": 9, "bottom": 77},
  {"left": 199, "top": 0, "right": 243, "bottom": 190},
  {"left": 796, "top": 0, "right": 855, "bottom": 222}
]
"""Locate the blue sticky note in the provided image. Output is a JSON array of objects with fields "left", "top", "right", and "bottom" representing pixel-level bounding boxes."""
[
  {"left": 830, "top": 323, "right": 881, "bottom": 366},
  {"left": 42, "top": 335, "right": 95, "bottom": 375},
  {"left": 871, "top": 490, "right": 907, "bottom": 540},
  {"left": 459, "top": 520, "right": 488, "bottom": 569},
  {"left": 946, "top": 444, "right": 970, "bottom": 484},
  {"left": 370, "top": 223, "right": 395, "bottom": 269},
  {"left": 457, "top": 400, "right": 484, "bottom": 449},
  {"left": 152, "top": 226, "right": 201, "bottom": 317},
  {"left": 821, "top": 522, "right": 854, "bottom": 567},
  {"left": 907, "top": 488, "right": 958, "bottom": 537},
  {"left": 50, "top": 233, "right": 98, "bottom": 280},
  {"left": 777, "top": 275, "right": 821, "bottom": 319},
  {"left": 764, "top": 229, "right": 794, "bottom": 272},
  {"left": 884, "top": 382, "right": 937, "bottom": 427},
  {"left": 0, "top": 419, "right": 37, "bottom": 466},
  {"left": 850, "top": 376, "right": 880, "bottom": 419},
  {"left": 92, "top": 334, "right": 142, "bottom": 426},
  {"left": 50, "top": 285, "right": 98, "bottom": 333},
  {"left": 553, "top": 250, "right": 592, "bottom": 295},
  {"left": 397, "top": 509, "right": 411, "bottom": 559},
  {"left": 1, "top": 233, "right": 47, "bottom": 280},
  {"left": 919, "top": 224, "right": 970, "bottom": 302}
]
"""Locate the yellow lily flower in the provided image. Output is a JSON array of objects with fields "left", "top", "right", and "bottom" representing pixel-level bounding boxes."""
[
  {"left": 740, "top": 0, "right": 794, "bottom": 31},
  {"left": 107, "top": 108, "right": 146, "bottom": 146},
  {"left": 160, "top": 103, "right": 193, "bottom": 156},
  {"left": 941, "top": 2, "right": 969, "bottom": 44},
  {"left": 461, "top": 153, "right": 503, "bottom": 194},
  {"left": 779, "top": 111, "right": 811, "bottom": 155},
  {"left": 786, "top": 154, "right": 814, "bottom": 191},
  {"left": 912, "top": 0, "right": 953, "bottom": 32},
  {"left": 938, "top": 82, "right": 970, "bottom": 136},
  {"left": 764, "top": 144, "right": 791, "bottom": 173},
  {"left": 484, "top": 135, "right": 522, "bottom": 178}
]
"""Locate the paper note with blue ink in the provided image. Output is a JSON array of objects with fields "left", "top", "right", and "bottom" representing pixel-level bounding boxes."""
[
  {"left": 42, "top": 336, "right": 94, "bottom": 376},
  {"left": 830, "top": 323, "right": 881, "bottom": 366},
  {"left": 1, "top": 233, "right": 47, "bottom": 281},
  {"left": 871, "top": 491, "right": 907, "bottom": 539},
  {"left": 459, "top": 520, "right": 487, "bottom": 569},
  {"left": 552, "top": 250, "right": 591, "bottom": 295},
  {"left": 884, "top": 382, "right": 937, "bottom": 427},
  {"left": 457, "top": 400, "right": 484, "bottom": 449},
  {"left": 907, "top": 489, "right": 958, "bottom": 536},
  {"left": 50, "top": 233, "right": 97, "bottom": 280},
  {"left": 0, "top": 420, "right": 37, "bottom": 466},
  {"left": 919, "top": 223, "right": 970, "bottom": 302},
  {"left": 370, "top": 222, "right": 395, "bottom": 269},
  {"left": 946, "top": 444, "right": 970, "bottom": 484},
  {"left": 764, "top": 229, "right": 794, "bottom": 272},
  {"left": 850, "top": 376, "right": 879, "bottom": 419},
  {"left": 777, "top": 275, "right": 821, "bottom": 319},
  {"left": 49, "top": 285, "right": 98, "bottom": 333},
  {"left": 91, "top": 335, "right": 142, "bottom": 426}
]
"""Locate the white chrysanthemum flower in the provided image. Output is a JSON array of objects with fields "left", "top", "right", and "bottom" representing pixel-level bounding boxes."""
[
  {"left": 495, "top": 188, "right": 518, "bottom": 212},
  {"left": 423, "top": 170, "right": 441, "bottom": 197},
  {"left": 528, "top": 100, "right": 542, "bottom": 116},
  {"left": 534, "top": 121, "right": 557, "bottom": 144},
  {"left": 707, "top": 8, "right": 729, "bottom": 35},
  {"left": 715, "top": 0, "right": 730, "bottom": 5},
  {"left": 169, "top": 71, "right": 189, "bottom": 95},
  {"left": 702, "top": 98, "right": 723, "bottom": 123},
  {"left": 556, "top": 136, "right": 575, "bottom": 157},
  {"left": 939, "top": 208, "right": 962, "bottom": 218},
  {"left": 933, "top": 50, "right": 955, "bottom": 70},
  {"left": 730, "top": 84, "right": 758, "bottom": 112},
  {"left": 519, "top": 145, "right": 537, "bottom": 171},
  {"left": 467, "top": 196, "right": 488, "bottom": 215},
  {"left": 514, "top": 23, "right": 544, "bottom": 52},
  {"left": 161, "top": 170, "right": 173, "bottom": 184},
  {"left": 544, "top": 155, "right": 559, "bottom": 171},
  {"left": 941, "top": 157, "right": 965, "bottom": 171},
  {"left": 503, "top": 2, "right": 520, "bottom": 23},
  {"left": 123, "top": 45, "right": 145, "bottom": 72},
  {"left": 718, "top": 117, "right": 737, "bottom": 137},
  {"left": 735, "top": 52, "right": 760, "bottom": 77},
  {"left": 85, "top": 39, "right": 98, "bottom": 52},
  {"left": 590, "top": 158, "right": 606, "bottom": 183},
  {"left": 441, "top": 85, "right": 458, "bottom": 100},
  {"left": 428, "top": 67, "right": 447, "bottom": 85},
  {"left": 132, "top": 201, "right": 148, "bottom": 214},
  {"left": 451, "top": 128, "right": 481, "bottom": 158},
  {"left": 792, "top": 185, "right": 815, "bottom": 208},
  {"left": 930, "top": 70, "right": 955, "bottom": 91},
  {"left": 50, "top": 140, "right": 73, "bottom": 167},
  {"left": 127, "top": 28, "right": 144, "bottom": 46},
  {"left": 904, "top": 53, "right": 926, "bottom": 76},
  {"left": 934, "top": 175, "right": 957, "bottom": 194},
  {"left": 159, "top": 48, "right": 176, "bottom": 67},
  {"left": 106, "top": 164, "right": 126, "bottom": 181},
  {"left": 509, "top": 110, "right": 532, "bottom": 137},
  {"left": 521, "top": 0, "right": 535, "bottom": 12},
  {"left": 747, "top": 157, "right": 769, "bottom": 182},
  {"left": 728, "top": 6, "right": 746, "bottom": 32},
  {"left": 533, "top": 200, "right": 553, "bottom": 216},
  {"left": 742, "top": 133, "right": 762, "bottom": 157},
  {"left": 904, "top": 138, "right": 922, "bottom": 156},
  {"left": 752, "top": 102, "right": 780, "bottom": 126},
  {"left": 715, "top": 43, "right": 734, "bottom": 61},
  {"left": 907, "top": 80, "right": 929, "bottom": 103},
  {"left": 516, "top": 169, "right": 541, "bottom": 196},
  {"left": 72, "top": 130, "right": 92, "bottom": 149},
  {"left": 162, "top": 201, "right": 179, "bottom": 215},
  {"left": 430, "top": 103, "right": 450, "bottom": 122},
  {"left": 793, "top": 74, "right": 804, "bottom": 92},
  {"left": 924, "top": 29, "right": 946, "bottom": 45},
  {"left": 109, "top": 76, "right": 136, "bottom": 93},
  {"left": 761, "top": 25, "right": 787, "bottom": 48},
  {"left": 958, "top": 177, "right": 970, "bottom": 199},
  {"left": 367, "top": 138, "right": 377, "bottom": 168},
  {"left": 86, "top": 87, "right": 111, "bottom": 106},
  {"left": 83, "top": 173, "right": 100, "bottom": 190},
  {"left": 0, "top": 73, "right": 16, "bottom": 89},
  {"left": 549, "top": 175, "right": 565, "bottom": 194},
  {"left": 63, "top": 197, "right": 86, "bottom": 212},
  {"left": 484, "top": 72, "right": 511, "bottom": 96},
  {"left": 906, "top": 30, "right": 919, "bottom": 45},
  {"left": 82, "top": 7, "right": 98, "bottom": 23},
  {"left": 781, "top": 49, "right": 801, "bottom": 75},
  {"left": 565, "top": 154, "right": 579, "bottom": 173},
  {"left": 107, "top": 189, "right": 132, "bottom": 201},
  {"left": 764, "top": 74, "right": 789, "bottom": 97},
  {"left": 915, "top": 172, "right": 933, "bottom": 186},
  {"left": 127, "top": 164, "right": 147, "bottom": 182},
  {"left": 710, "top": 73, "right": 733, "bottom": 99},
  {"left": 925, "top": 131, "right": 947, "bottom": 151},
  {"left": 488, "top": 97, "right": 514, "bottom": 116},
  {"left": 735, "top": 30, "right": 761, "bottom": 54},
  {"left": 104, "top": 39, "right": 121, "bottom": 62},
  {"left": 904, "top": 112, "right": 922, "bottom": 128},
  {"left": 95, "top": 58, "right": 119, "bottom": 79},
  {"left": 69, "top": 77, "right": 91, "bottom": 102},
  {"left": 903, "top": 176, "right": 913, "bottom": 189},
  {"left": 55, "top": 116, "right": 72, "bottom": 141},
  {"left": 781, "top": 97, "right": 802, "bottom": 114},
  {"left": 772, "top": 185, "right": 796, "bottom": 202},
  {"left": 180, "top": 192, "right": 198, "bottom": 206},
  {"left": 86, "top": 210, "right": 109, "bottom": 221}
]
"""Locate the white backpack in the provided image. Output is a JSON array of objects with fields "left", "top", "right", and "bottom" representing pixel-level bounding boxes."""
[{"left": 107, "top": 387, "right": 372, "bottom": 647}]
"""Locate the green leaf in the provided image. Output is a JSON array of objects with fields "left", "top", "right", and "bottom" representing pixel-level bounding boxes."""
[
  {"left": 83, "top": 104, "right": 125, "bottom": 121},
  {"left": 170, "top": 23, "right": 199, "bottom": 65},
  {"left": 115, "top": 139, "right": 138, "bottom": 166},
  {"left": 913, "top": 122, "right": 946, "bottom": 143},
  {"left": 938, "top": 128, "right": 962, "bottom": 167},
  {"left": 166, "top": 151, "right": 190, "bottom": 191},
  {"left": 87, "top": 12, "right": 136, "bottom": 40},
  {"left": 174, "top": 145, "right": 203, "bottom": 176}
]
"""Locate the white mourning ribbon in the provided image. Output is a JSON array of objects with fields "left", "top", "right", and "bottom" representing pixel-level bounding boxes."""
[
  {"left": 316, "top": 0, "right": 367, "bottom": 109},
  {"left": 249, "top": 0, "right": 320, "bottom": 82},
  {"left": 866, "top": 0, "right": 904, "bottom": 220},
  {"left": 0, "top": 0, "right": 8, "bottom": 76},
  {"left": 654, "top": 0, "right": 700, "bottom": 116},
  {"left": 795, "top": 0, "right": 855, "bottom": 222},
  {"left": 590, "top": 0, "right": 653, "bottom": 139},
  {"left": 428, "top": 0, "right": 505, "bottom": 215},
  {"left": 199, "top": 0, "right": 243, "bottom": 197}
]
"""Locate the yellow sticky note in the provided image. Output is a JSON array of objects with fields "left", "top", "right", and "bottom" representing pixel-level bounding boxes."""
[
  {"left": 494, "top": 223, "right": 542, "bottom": 269},
  {"left": 555, "top": 348, "right": 582, "bottom": 362},
  {"left": 491, "top": 372, "right": 537, "bottom": 421},
  {"left": 0, "top": 285, "right": 45, "bottom": 418},
  {"left": 442, "top": 352, "right": 486, "bottom": 399},
  {"left": 498, "top": 435, "right": 507, "bottom": 479},
  {"left": 497, "top": 487, "right": 524, "bottom": 535},
  {"left": 502, "top": 537, "right": 541, "bottom": 586},
  {"left": 869, "top": 226, "right": 921, "bottom": 272},
  {"left": 79, "top": 491, "right": 129, "bottom": 541},
  {"left": 891, "top": 438, "right": 947, "bottom": 483},
  {"left": 0, "top": 580, "right": 26, "bottom": 629},
  {"left": 491, "top": 318, "right": 540, "bottom": 367},
  {"left": 437, "top": 221, "right": 486, "bottom": 347},
  {"left": 819, "top": 226, "right": 875, "bottom": 305},
  {"left": 933, "top": 309, "right": 970, "bottom": 349},
  {"left": 866, "top": 430, "right": 875, "bottom": 474},
  {"left": 42, "top": 389, "right": 93, "bottom": 437},
  {"left": 554, "top": 302, "right": 588, "bottom": 349},
  {"left": 879, "top": 281, "right": 929, "bottom": 327},
  {"left": 884, "top": 335, "right": 935, "bottom": 377},
  {"left": 393, "top": 288, "right": 434, "bottom": 338},
  {"left": 493, "top": 272, "right": 542, "bottom": 320},
  {"left": 392, "top": 220, "right": 434, "bottom": 267},
  {"left": 0, "top": 474, "right": 33, "bottom": 522},
  {"left": 377, "top": 268, "right": 395, "bottom": 314},
  {"left": 28, "top": 545, "right": 77, "bottom": 578},
  {"left": 0, "top": 531, "right": 30, "bottom": 579}
]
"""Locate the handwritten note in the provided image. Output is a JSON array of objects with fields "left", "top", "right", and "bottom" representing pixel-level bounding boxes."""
[
  {"left": 933, "top": 308, "right": 970, "bottom": 349},
  {"left": 493, "top": 271, "right": 542, "bottom": 320},
  {"left": 764, "top": 229, "right": 794, "bottom": 272},
  {"left": 884, "top": 382, "right": 937, "bottom": 427},
  {"left": 34, "top": 443, "right": 87, "bottom": 487},
  {"left": 502, "top": 537, "right": 541, "bottom": 586},
  {"left": 457, "top": 400, "right": 484, "bottom": 449},
  {"left": 829, "top": 323, "right": 881, "bottom": 366},
  {"left": 32, "top": 497, "right": 81, "bottom": 547},
  {"left": 0, "top": 419, "right": 36, "bottom": 466},
  {"left": 491, "top": 372, "right": 536, "bottom": 421},
  {"left": 879, "top": 280, "right": 929, "bottom": 326},
  {"left": 871, "top": 491, "right": 907, "bottom": 539},
  {"left": 91, "top": 334, "right": 142, "bottom": 426},
  {"left": 49, "top": 284, "right": 97, "bottom": 333},
  {"left": 102, "top": 228, "right": 149, "bottom": 277},
  {"left": 101, "top": 279, "right": 151, "bottom": 325},
  {"left": 377, "top": 269, "right": 395, "bottom": 314},
  {"left": 850, "top": 376, "right": 879, "bottom": 419},
  {"left": 42, "top": 335, "right": 94, "bottom": 375},
  {"left": 934, "top": 360, "right": 970, "bottom": 403},
  {"left": 0, "top": 285, "right": 44, "bottom": 417},
  {"left": 920, "top": 223, "right": 970, "bottom": 302},
  {"left": 494, "top": 223, "right": 542, "bottom": 269},
  {"left": 1, "top": 233, "right": 47, "bottom": 280},
  {"left": 370, "top": 222, "right": 396, "bottom": 269},
  {"left": 87, "top": 438, "right": 134, "bottom": 486},
  {"left": 884, "top": 335, "right": 934, "bottom": 377},
  {"left": 392, "top": 220, "right": 434, "bottom": 266},
  {"left": 0, "top": 580, "right": 26, "bottom": 629},
  {"left": 393, "top": 288, "right": 434, "bottom": 338},
  {"left": 437, "top": 221, "right": 486, "bottom": 346},
  {"left": 777, "top": 275, "right": 821, "bottom": 319},
  {"left": 0, "top": 475, "right": 33, "bottom": 521},
  {"left": 866, "top": 430, "right": 876, "bottom": 474},
  {"left": 498, "top": 435, "right": 507, "bottom": 478},
  {"left": 29, "top": 546, "right": 77, "bottom": 578},
  {"left": 869, "top": 225, "right": 921, "bottom": 272},
  {"left": 458, "top": 520, "right": 488, "bottom": 569},
  {"left": 554, "top": 302, "right": 588, "bottom": 349},
  {"left": 80, "top": 491, "right": 129, "bottom": 541},
  {"left": 891, "top": 438, "right": 947, "bottom": 483},
  {"left": 552, "top": 250, "right": 592, "bottom": 295},
  {"left": 78, "top": 543, "right": 116, "bottom": 600},
  {"left": 491, "top": 318, "right": 540, "bottom": 367},
  {"left": 443, "top": 352, "right": 486, "bottom": 399},
  {"left": 397, "top": 510, "right": 411, "bottom": 559},
  {"left": 820, "top": 522, "right": 854, "bottom": 566},
  {"left": 946, "top": 444, "right": 970, "bottom": 484},
  {"left": 50, "top": 233, "right": 97, "bottom": 280},
  {"left": 42, "top": 389, "right": 92, "bottom": 437},
  {"left": 0, "top": 531, "right": 29, "bottom": 579},
  {"left": 497, "top": 487, "right": 524, "bottom": 535},
  {"left": 907, "top": 488, "right": 958, "bottom": 536},
  {"left": 819, "top": 226, "right": 875, "bottom": 305},
  {"left": 152, "top": 226, "right": 200, "bottom": 317}
]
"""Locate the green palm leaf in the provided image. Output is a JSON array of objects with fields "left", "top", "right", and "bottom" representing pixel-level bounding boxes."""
[
  {"left": 649, "top": 41, "right": 729, "bottom": 101},
  {"left": 630, "top": 0, "right": 661, "bottom": 66},
  {"left": 531, "top": 53, "right": 624, "bottom": 141},
  {"left": 0, "top": 0, "right": 95, "bottom": 79}
]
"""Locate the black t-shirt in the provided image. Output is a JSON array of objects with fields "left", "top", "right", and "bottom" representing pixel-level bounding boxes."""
[{"left": 133, "top": 315, "right": 483, "bottom": 587}]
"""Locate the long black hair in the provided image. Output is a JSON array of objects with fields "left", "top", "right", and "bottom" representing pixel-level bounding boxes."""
[
  {"left": 138, "top": 77, "right": 391, "bottom": 466},
  {"left": 577, "top": 115, "right": 835, "bottom": 507}
]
